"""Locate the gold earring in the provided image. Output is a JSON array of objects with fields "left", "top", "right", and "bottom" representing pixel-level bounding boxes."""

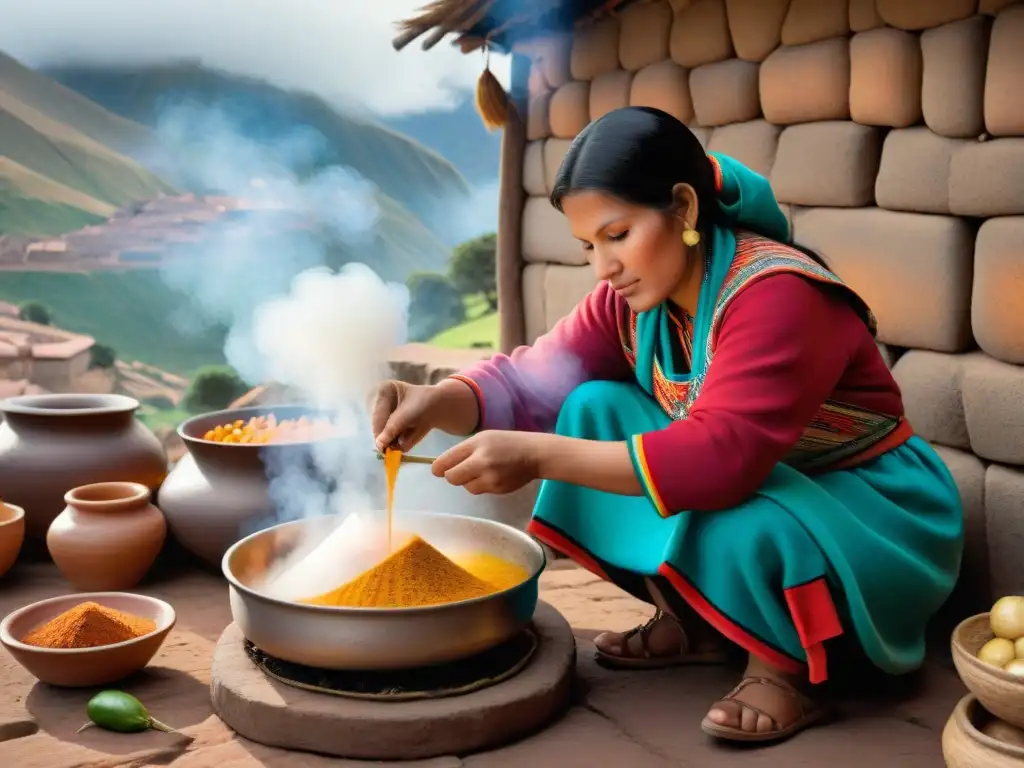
[{"left": 682, "top": 227, "right": 700, "bottom": 247}]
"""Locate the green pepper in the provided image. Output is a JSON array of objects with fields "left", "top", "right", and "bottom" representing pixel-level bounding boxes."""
[{"left": 76, "top": 690, "right": 179, "bottom": 735}]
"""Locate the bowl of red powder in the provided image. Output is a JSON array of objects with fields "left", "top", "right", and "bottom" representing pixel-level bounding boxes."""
[{"left": 0, "top": 592, "right": 175, "bottom": 687}]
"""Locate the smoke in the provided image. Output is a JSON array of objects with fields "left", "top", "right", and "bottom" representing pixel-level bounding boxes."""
[
  {"left": 147, "top": 96, "right": 526, "bottom": 593},
  {"left": 151, "top": 110, "right": 414, "bottom": 538}
]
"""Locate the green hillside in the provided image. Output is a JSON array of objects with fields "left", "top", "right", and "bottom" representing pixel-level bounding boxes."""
[
  {"left": 46, "top": 62, "right": 472, "bottom": 243},
  {"left": 0, "top": 157, "right": 113, "bottom": 235},
  {"left": 0, "top": 54, "right": 465, "bottom": 375},
  {"left": 0, "top": 51, "right": 156, "bottom": 155},
  {"left": 0, "top": 53, "right": 174, "bottom": 237},
  {"left": 0, "top": 271, "right": 227, "bottom": 374}
]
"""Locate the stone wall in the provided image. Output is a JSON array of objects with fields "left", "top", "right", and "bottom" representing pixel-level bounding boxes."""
[{"left": 514, "top": 0, "right": 1024, "bottom": 605}]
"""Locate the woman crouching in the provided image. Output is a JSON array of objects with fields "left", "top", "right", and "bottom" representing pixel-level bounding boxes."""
[{"left": 371, "top": 106, "right": 964, "bottom": 745}]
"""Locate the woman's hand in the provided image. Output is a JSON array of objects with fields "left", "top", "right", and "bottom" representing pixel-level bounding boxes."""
[
  {"left": 432, "top": 431, "right": 544, "bottom": 495},
  {"left": 434, "top": 432, "right": 645, "bottom": 499},
  {"left": 371, "top": 378, "right": 480, "bottom": 452}
]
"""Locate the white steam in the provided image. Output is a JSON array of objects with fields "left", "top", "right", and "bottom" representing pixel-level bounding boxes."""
[
  {"left": 252, "top": 265, "right": 408, "bottom": 412},
  {"left": 141, "top": 99, "right": 519, "bottom": 595}
]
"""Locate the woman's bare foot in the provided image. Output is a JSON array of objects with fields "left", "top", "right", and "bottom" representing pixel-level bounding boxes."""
[{"left": 701, "top": 654, "right": 828, "bottom": 743}]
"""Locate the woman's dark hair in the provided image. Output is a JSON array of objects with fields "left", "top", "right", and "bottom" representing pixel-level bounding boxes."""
[{"left": 550, "top": 106, "right": 828, "bottom": 269}]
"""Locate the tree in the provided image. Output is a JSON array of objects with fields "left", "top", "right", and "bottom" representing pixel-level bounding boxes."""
[
  {"left": 89, "top": 343, "right": 117, "bottom": 370},
  {"left": 183, "top": 365, "right": 249, "bottom": 413},
  {"left": 448, "top": 233, "right": 497, "bottom": 309},
  {"left": 19, "top": 301, "right": 51, "bottom": 325},
  {"left": 406, "top": 271, "right": 466, "bottom": 342}
]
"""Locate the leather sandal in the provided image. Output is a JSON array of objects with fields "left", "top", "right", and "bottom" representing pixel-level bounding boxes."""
[
  {"left": 594, "top": 610, "right": 728, "bottom": 669},
  {"left": 700, "top": 676, "right": 830, "bottom": 744}
]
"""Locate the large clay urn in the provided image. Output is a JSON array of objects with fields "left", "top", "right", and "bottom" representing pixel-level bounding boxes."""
[
  {"left": 0, "top": 394, "right": 168, "bottom": 542},
  {"left": 158, "top": 405, "right": 338, "bottom": 568},
  {"left": 48, "top": 481, "right": 166, "bottom": 590}
]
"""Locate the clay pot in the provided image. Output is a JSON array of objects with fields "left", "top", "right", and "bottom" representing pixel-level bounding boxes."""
[
  {"left": 48, "top": 482, "right": 167, "bottom": 590},
  {"left": 0, "top": 502, "right": 25, "bottom": 578},
  {"left": 159, "top": 405, "right": 339, "bottom": 568},
  {"left": 943, "top": 694, "right": 1024, "bottom": 767},
  {"left": 0, "top": 394, "right": 168, "bottom": 542}
]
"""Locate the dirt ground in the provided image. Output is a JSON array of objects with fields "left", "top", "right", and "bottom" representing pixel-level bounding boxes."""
[{"left": 0, "top": 552, "right": 964, "bottom": 767}]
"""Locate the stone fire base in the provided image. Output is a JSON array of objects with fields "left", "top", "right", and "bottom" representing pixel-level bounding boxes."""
[{"left": 209, "top": 601, "right": 576, "bottom": 760}]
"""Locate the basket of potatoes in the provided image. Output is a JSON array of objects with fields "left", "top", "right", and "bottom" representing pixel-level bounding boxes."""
[{"left": 952, "top": 596, "right": 1024, "bottom": 730}]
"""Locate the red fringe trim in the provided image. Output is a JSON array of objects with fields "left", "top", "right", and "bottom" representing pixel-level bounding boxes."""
[
  {"left": 783, "top": 578, "right": 844, "bottom": 684},
  {"left": 531, "top": 518, "right": 843, "bottom": 684},
  {"left": 528, "top": 519, "right": 610, "bottom": 581},
  {"left": 658, "top": 563, "right": 805, "bottom": 676}
]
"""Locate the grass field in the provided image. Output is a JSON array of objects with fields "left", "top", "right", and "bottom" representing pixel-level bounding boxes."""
[{"left": 429, "top": 293, "right": 498, "bottom": 350}]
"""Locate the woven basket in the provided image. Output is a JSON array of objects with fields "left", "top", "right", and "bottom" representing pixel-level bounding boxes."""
[
  {"left": 942, "top": 694, "right": 1024, "bottom": 768},
  {"left": 951, "top": 612, "right": 1024, "bottom": 730}
]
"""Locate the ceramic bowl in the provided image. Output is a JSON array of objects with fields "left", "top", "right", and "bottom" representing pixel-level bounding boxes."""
[
  {"left": 0, "top": 502, "right": 25, "bottom": 577},
  {"left": 952, "top": 612, "right": 1024, "bottom": 730},
  {"left": 943, "top": 694, "right": 1024, "bottom": 767},
  {"left": 0, "top": 592, "right": 175, "bottom": 687}
]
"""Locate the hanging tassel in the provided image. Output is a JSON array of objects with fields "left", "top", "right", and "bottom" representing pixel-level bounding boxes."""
[{"left": 475, "top": 43, "right": 511, "bottom": 131}]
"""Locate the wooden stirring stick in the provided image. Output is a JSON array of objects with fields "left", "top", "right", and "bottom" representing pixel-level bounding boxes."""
[{"left": 374, "top": 451, "right": 435, "bottom": 466}]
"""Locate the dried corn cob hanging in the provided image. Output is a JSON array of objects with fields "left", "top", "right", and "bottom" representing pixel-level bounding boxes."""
[{"left": 475, "top": 41, "right": 511, "bottom": 131}]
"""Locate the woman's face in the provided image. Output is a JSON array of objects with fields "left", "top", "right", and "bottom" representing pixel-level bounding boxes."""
[{"left": 560, "top": 187, "right": 697, "bottom": 313}]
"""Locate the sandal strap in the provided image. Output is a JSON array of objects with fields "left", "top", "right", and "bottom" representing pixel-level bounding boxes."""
[
  {"left": 718, "top": 676, "right": 813, "bottom": 730},
  {"left": 621, "top": 610, "right": 690, "bottom": 659}
]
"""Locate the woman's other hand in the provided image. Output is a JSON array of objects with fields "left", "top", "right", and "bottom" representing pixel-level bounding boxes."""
[
  {"left": 431, "top": 431, "right": 544, "bottom": 495},
  {"left": 371, "top": 378, "right": 480, "bottom": 452}
]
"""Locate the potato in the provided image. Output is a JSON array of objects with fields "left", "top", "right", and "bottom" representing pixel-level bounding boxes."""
[
  {"left": 979, "top": 637, "right": 1016, "bottom": 668},
  {"left": 991, "top": 596, "right": 1024, "bottom": 640}
]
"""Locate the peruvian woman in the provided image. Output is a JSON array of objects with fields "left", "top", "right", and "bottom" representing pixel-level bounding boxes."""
[{"left": 371, "top": 106, "right": 964, "bottom": 744}]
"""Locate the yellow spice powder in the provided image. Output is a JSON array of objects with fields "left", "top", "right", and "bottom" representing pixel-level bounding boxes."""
[{"left": 301, "top": 536, "right": 528, "bottom": 608}]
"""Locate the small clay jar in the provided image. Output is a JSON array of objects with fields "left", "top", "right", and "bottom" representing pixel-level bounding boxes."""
[
  {"left": 47, "top": 482, "right": 167, "bottom": 590},
  {"left": 0, "top": 502, "right": 25, "bottom": 578}
]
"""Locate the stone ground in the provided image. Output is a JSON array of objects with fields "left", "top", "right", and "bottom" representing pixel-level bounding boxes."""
[{"left": 0, "top": 550, "right": 966, "bottom": 767}]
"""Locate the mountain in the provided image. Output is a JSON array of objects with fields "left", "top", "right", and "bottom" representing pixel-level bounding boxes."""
[
  {"left": 0, "top": 51, "right": 174, "bottom": 236},
  {"left": 0, "top": 50, "right": 155, "bottom": 156},
  {"left": 381, "top": 97, "right": 502, "bottom": 186},
  {"left": 44, "top": 61, "right": 475, "bottom": 244},
  {"left": 0, "top": 53, "right": 469, "bottom": 373}
]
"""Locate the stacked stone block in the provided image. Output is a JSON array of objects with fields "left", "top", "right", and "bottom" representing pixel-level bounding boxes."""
[{"left": 514, "top": 0, "right": 1024, "bottom": 605}]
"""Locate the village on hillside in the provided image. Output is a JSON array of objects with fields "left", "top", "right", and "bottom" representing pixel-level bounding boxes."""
[
  {"left": 0, "top": 304, "right": 191, "bottom": 453},
  {"left": 0, "top": 194, "right": 307, "bottom": 271}
]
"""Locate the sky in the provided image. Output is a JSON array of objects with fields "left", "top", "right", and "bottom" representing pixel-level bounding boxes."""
[{"left": 0, "top": 0, "right": 513, "bottom": 116}]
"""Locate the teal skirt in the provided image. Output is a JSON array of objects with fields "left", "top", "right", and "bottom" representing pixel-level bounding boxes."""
[{"left": 528, "top": 381, "right": 964, "bottom": 683}]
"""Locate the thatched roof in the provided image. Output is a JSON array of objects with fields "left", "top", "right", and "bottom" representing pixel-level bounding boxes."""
[{"left": 392, "top": 0, "right": 639, "bottom": 54}]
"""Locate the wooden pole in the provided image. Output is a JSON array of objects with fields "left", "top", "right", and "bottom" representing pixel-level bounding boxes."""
[{"left": 496, "top": 51, "right": 530, "bottom": 355}]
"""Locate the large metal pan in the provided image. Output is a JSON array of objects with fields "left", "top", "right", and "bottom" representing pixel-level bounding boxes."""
[{"left": 222, "top": 511, "right": 545, "bottom": 670}]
